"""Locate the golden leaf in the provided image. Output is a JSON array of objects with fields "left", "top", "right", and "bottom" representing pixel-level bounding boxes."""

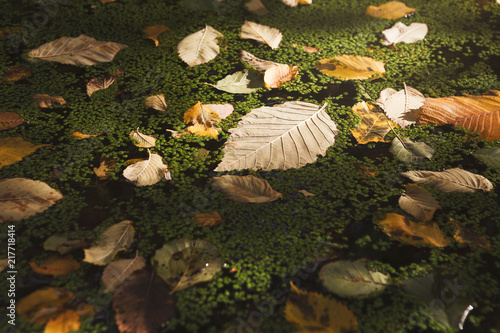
[
  {"left": 264, "top": 65, "right": 298, "bottom": 89},
  {"left": 192, "top": 211, "right": 225, "bottom": 227},
  {"left": 44, "top": 309, "right": 80, "bottom": 333},
  {"left": 183, "top": 101, "right": 221, "bottom": 138},
  {"left": 318, "top": 55, "right": 385, "bottom": 80},
  {"left": 142, "top": 25, "right": 171, "bottom": 46},
  {"left": 0, "top": 111, "right": 25, "bottom": 131},
  {"left": 350, "top": 102, "right": 396, "bottom": 144},
  {"left": 0, "top": 137, "right": 50, "bottom": 170},
  {"left": 33, "top": 94, "right": 66, "bottom": 108},
  {"left": 29, "top": 255, "right": 80, "bottom": 276},
  {"left": 366, "top": 1, "right": 415, "bottom": 19},
  {"left": 71, "top": 131, "right": 100, "bottom": 139},
  {"left": 17, "top": 287, "right": 74, "bottom": 325}
]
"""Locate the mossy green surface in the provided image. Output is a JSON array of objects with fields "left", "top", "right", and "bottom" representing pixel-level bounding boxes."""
[{"left": 1, "top": 0, "right": 500, "bottom": 332}]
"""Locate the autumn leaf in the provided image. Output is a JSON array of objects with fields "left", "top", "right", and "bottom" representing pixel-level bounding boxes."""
[
  {"left": 390, "top": 136, "right": 435, "bottom": 162},
  {"left": 183, "top": 101, "right": 221, "bottom": 139},
  {"left": 377, "top": 84, "right": 425, "bottom": 128},
  {"left": 285, "top": 282, "right": 358, "bottom": 332},
  {"left": 130, "top": 128, "right": 156, "bottom": 148},
  {"left": 240, "top": 50, "right": 281, "bottom": 71},
  {"left": 28, "top": 34, "right": 128, "bottom": 66},
  {"left": 86, "top": 75, "right": 116, "bottom": 97},
  {"left": 33, "top": 94, "right": 66, "bottom": 108},
  {"left": 94, "top": 157, "right": 117, "bottom": 180},
  {"left": 44, "top": 233, "right": 87, "bottom": 255},
  {"left": 144, "top": 94, "right": 167, "bottom": 111},
  {"left": 245, "top": 0, "right": 270, "bottom": 15},
  {"left": 399, "top": 184, "right": 441, "bottom": 222},
  {"left": 83, "top": 220, "right": 135, "bottom": 266},
  {"left": 382, "top": 22, "right": 428, "bottom": 45},
  {"left": 71, "top": 131, "right": 100, "bottom": 139},
  {"left": 318, "top": 55, "right": 385, "bottom": 80},
  {"left": 0, "top": 259, "right": 8, "bottom": 272},
  {"left": 0, "top": 111, "right": 25, "bottom": 131},
  {"left": 366, "top": 1, "right": 415, "bottom": 19},
  {"left": 123, "top": 150, "right": 171, "bottom": 186},
  {"left": 29, "top": 255, "right": 80, "bottom": 276},
  {"left": 204, "top": 103, "right": 234, "bottom": 119},
  {"left": 192, "top": 211, "right": 225, "bottom": 227},
  {"left": 177, "top": 25, "right": 223, "bottom": 66},
  {"left": 210, "top": 69, "right": 264, "bottom": 94},
  {"left": 298, "top": 189, "right": 315, "bottom": 197},
  {"left": 44, "top": 309, "right": 81, "bottom": 333},
  {"left": 282, "top": 0, "right": 313, "bottom": 7},
  {"left": 264, "top": 64, "right": 298, "bottom": 88},
  {"left": 102, "top": 255, "right": 146, "bottom": 293},
  {"left": 350, "top": 102, "right": 396, "bottom": 144},
  {"left": 453, "top": 222, "right": 490, "bottom": 249},
  {"left": 241, "top": 21, "right": 282, "bottom": 49},
  {"left": 0, "top": 178, "right": 63, "bottom": 223},
  {"left": 17, "top": 287, "right": 74, "bottom": 325},
  {"left": 142, "top": 25, "right": 171, "bottom": 46},
  {"left": 473, "top": 147, "right": 500, "bottom": 169},
  {"left": 212, "top": 175, "right": 283, "bottom": 203},
  {"left": 2, "top": 65, "right": 32, "bottom": 82}
]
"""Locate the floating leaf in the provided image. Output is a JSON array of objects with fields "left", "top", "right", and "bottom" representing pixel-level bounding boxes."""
[
  {"left": 33, "top": 94, "right": 66, "bottom": 108},
  {"left": 44, "top": 309, "right": 81, "bottom": 333},
  {"left": 417, "top": 90, "right": 500, "bottom": 140},
  {"left": 473, "top": 147, "right": 500, "bottom": 169},
  {"left": 204, "top": 103, "right": 234, "bottom": 119},
  {"left": 2, "top": 65, "right": 32, "bottom": 81},
  {"left": 264, "top": 64, "right": 298, "bottom": 89},
  {"left": 192, "top": 211, "right": 225, "bottom": 227},
  {"left": 350, "top": 102, "right": 395, "bottom": 144},
  {"left": 366, "top": 1, "right": 415, "bottom": 19},
  {"left": 152, "top": 238, "right": 224, "bottom": 291},
  {"left": 183, "top": 101, "right": 221, "bottom": 138},
  {"left": 212, "top": 175, "right": 283, "bottom": 203},
  {"left": 102, "top": 255, "right": 146, "bottom": 293},
  {"left": 28, "top": 34, "right": 128, "bottom": 66},
  {"left": 71, "top": 131, "right": 100, "bottom": 139},
  {"left": 123, "top": 150, "right": 171, "bottom": 186},
  {"left": 285, "top": 282, "right": 358, "bottom": 332},
  {"left": 130, "top": 129, "right": 156, "bottom": 148},
  {"left": 0, "top": 178, "right": 63, "bottom": 223},
  {"left": 282, "top": 0, "right": 313, "bottom": 7},
  {"left": 399, "top": 184, "right": 441, "bottom": 222},
  {"left": 390, "top": 136, "right": 435, "bottom": 162},
  {"left": 376, "top": 212, "right": 450, "bottom": 247},
  {"left": 17, "top": 287, "right": 74, "bottom": 325},
  {"left": 377, "top": 84, "right": 425, "bottom": 127},
  {"left": 245, "top": 0, "right": 270, "bottom": 15},
  {"left": 241, "top": 21, "right": 282, "bottom": 49},
  {"left": 319, "top": 259, "right": 391, "bottom": 298},
  {"left": 210, "top": 69, "right": 264, "bottom": 94},
  {"left": 240, "top": 50, "right": 281, "bottom": 71},
  {"left": 0, "top": 111, "right": 25, "bottom": 131},
  {"left": 177, "top": 25, "right": 223, "bottom": 66},
  {"left": 112, "top": 268, "right": 176, "bottom": 333},
  {"left": 29, "top": 255, "right": 80, "bottom": 276},
  {"left": 144, "top": 94, "right": 167, "bottom": 111},
  {"left": 86, "top": 75, "right": 116, "bottom": 97},
  {"left": 318, "top": 55, "right": 385, "bottom": 80},
  {"left": 215, "top": 101, "right": 337, "bottom": 171},
  {"left": 382, "top": 22, "right": 428, "bottom": 45},
  {"left": 298, "top": 189, "right": 315, "bottom": 197},
  {"left": 44, "top": 234, "right": 87, "bottom": 255},
  {"left": 401, "top": 168, "right": 494, "bottom": 193},
  {"left": 142, "top": 25, "right": 171, "bottom": 46},
  {"left": 83, "top": 220, "right": 135, "bottom": 266}
]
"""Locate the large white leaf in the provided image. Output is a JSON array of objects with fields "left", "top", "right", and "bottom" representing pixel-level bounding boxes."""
[
  {"left": 382, "top": 22, "right": 428, "bottom": 45},
  {"left": 28, "top": 34, "right": 127, "bottom": 66},
  {"left": 123, "top": 150, "right": 171, "bottom": 186},
  {"left": 241, "top": 21, "right": 282, "bottom": 49},
  {"left": 401, "top": 168, "right": 493, "bottom": 193},
  {"left": 177, "top": 25, "right": 223, "bottom": 67},
  {"left": 377, "top": 85, "right": 425, "bottom": 128},
  {"left": 209, "top": 69, "right": 264, "bottom": 94},
  {"left": 214, "top": 101, "right": 338, "bottom": 171},
  {"left": 399, "top": 184, "right": 441, "bottom": 222},
  {"left": 390, "top": 136, "right": 434, "bottom": 162}
]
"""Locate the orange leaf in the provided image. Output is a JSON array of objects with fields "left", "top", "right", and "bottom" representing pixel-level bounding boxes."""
[
  {"left": 264, "top": 65, "right": 298, "bottom": 89},
  {"left": 29, "top": 255, "right": 80, "bottom": 276},
  {"left": 142, "top": 25, "right": 171, "bottom": 46},
  {"left": 71, "top": 131, "right": 100, "bottom": 139},
  {"left": 183, "top": 102, "right": 221, "bottom": 138},
  {"left": 192, "top": 211, "right": 225, "bottom": 227},
  {"left": 318, "top": 55, "right": 385, "bottom": 80},
  {"left": 44, "top": 309, "right": 80, "bottom": 333},
  {"left": 2, "top": 65, "right": 32, "bottom": 82},
  {"left": 366, "top": 1, "right": 415, "bottom": 19},
  {"left": 17, "top": 287, "right": 74, "bottom": 325}
]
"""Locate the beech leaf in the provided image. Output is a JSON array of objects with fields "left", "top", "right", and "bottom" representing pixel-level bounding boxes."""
[
  {"left": 210, "top": 69, "right": 264, "bottom": 94},
  {"left": 144, "top": 94, "right": 167, "bottom": 111},
  {"left": 0, "top": 137, "right": 50, "bottom": 170},
  {"left": 240, "top": 50, "right": 281, "bottom": 71},
  {"left": 473, "top": 147, "right": 500, "bottom": 169},
  {"left": 245, "top": 0, "right": 270, "bottom": 15},
  {"left": 211, "top": 175, "right": 283, "bottom": 203},
  {"left": 390, "top": 136, "right": 435, "bottom": 162},
  {"left": 382, "top": 22, "right": 428, "bottom": 45},
  {"left": 177, "top": 25, "right": 223, "bottom": 67},
  {"left": 0, "top": 111, "right": 25, "bottom": 131},
  {"left": 241, "top": 21, "right": 282, "bottom": 49},
  {"left": 399, "top": 184, "right": 441, "bottom": 222},
  {"left": 204, "top": 103, "right": 234, "bottom": 119},
  {"left": 130, "top": 129, "right": 156, "bottom": 148},
  {"left": 29, "top": 255, "right": 80, "bottom": 276},
  {"left": 366, "top": 1, "right": 415, "bottom": 19},
  {"left": 33, "top": 94, "right": 66, "bottom": 108},
  {"left": 350, "top": 102, "right": 396, "bottom": 144},
  {"left": 377, "top": 84, "right": 425, "bottom": 127},
  {"left": 123, "top": 150, "right": 171, "bottom": 186},
  {"left": 142, "top": 25, "right": 171, "bottom": 46},
  {"left": 102, "top": 255, "right": 146, "bottom": 293},
  {"left": 318, "top": 55, "right": 385, "bottom": 80},
  {"left": 86, "top": 75, "right": 116, "bottom": 97},
  {"left": 264, "top": 64, "right": 298, "bottom": 89}
]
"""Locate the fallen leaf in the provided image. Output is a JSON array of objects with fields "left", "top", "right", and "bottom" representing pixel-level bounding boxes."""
[
  {"left": 319, "top": 259, "right": 391, "bottom": 297},
  {"left": 192, "top": 211, "right": 225, "bottom": 227},
  {"left": 366, "top": 1, "right": 415, "bottom": 19},
  {"left": 28, "top": 34, "right": 128, "bottom": 66},
  {"left": 264, "top": 64, "right": 298, "bottom": 88},
  {"left": 0, "top": 111, "right": 25, "bottom": 131},
  {"left": 401, "top": 168, "right": 494, "bottom": 193},
  {"left": 83, "top": 220, "right": 135, "bottom": 266},
  {"left": 183, "top": 101, "right": 221, "bottom": 139},
  {"left": 33, "top": 94, "right": 66, "bottom": 108},
  {"left": 453, "top": 223, "right": 490, "bottom": 249},
  {"left": 0, "top": 258, "right": 8, "bottom": 272},
  {"left": 0, "top": 178, "right": 63, "bottom": 223},
  {"left": 417, "top": 90, "right": 500, "bottom": 140},
  {"left": 44, "top": 233, "right": 87, "bottom": 255},
  {"left": 399, "top": 184, "right": 441, "bottom": 222},
  {"left": 241, "top": 21, "right": 282, "bottom": 49},
  {"left": 177, "top": 25, "right": 223, "bottom": 67},
  {"left": 376, "top": 212, "right": 450, "bottom": 247},
  {"left": 144, "top": 94, "right": 168, "bottom": 111},
  {"left": 17, "top": 287, "right": 74, "bottom": 325},
  {"left": 2, "top": 65, "right": 32, "bottom": 81},
  {"left": 298, "top": 189, "right": 315, "bottom": 197},
  {"left": 94, "top": 157, "right": 117, "bottom": 180},
  {"left": 44, "top": 309, "right": 80, "bottom": 333},
  {"left": 350, "top": 101, "right": 396, "bottom": 144},
  {"left": 186, "top": 123, "right": 220, "bottom": 138},
  {"left": 29, "top": 255, "right": 80, "bottom": 276},
  {"left": 71, "top": 131, "right": 100, "bottom": 139},
  {"left": 302, "top": 45, "right": 319, "bottom": 53},
  {"left": 285, "top": 282, "right": 358, "bottom": 332},
  {"left": 102, "top": 255, "right": 146, "bottom": 293},
  {"left": 212, "top": 175, "right": 282, "bottom": 203},
  {"left": 318, "top": 55, "right": 385, "bottom": 80},
  {"left": 215, "top": 101, "right": 337, "bottom": 171},
  {"left": 382, "top": 22, "right": 428, "bottom": 45},
  {"left": 123, "top": 150, "right": 171, "bottom": 186},
  {"left": 282, "top": 0, "right": 313, "bottom": 7},
  {"left": 193, "top": 148, "right": 210, "bottom": 161},
  {"left": 245, "top": 0, "right": 270, "bottom": 15},
  {"left": 390, "top": 136, "right": 435, "bottom": 162},
  {"left": 377, "top": 84, "right": 425, "bottom": 128},
  {"left": 473, "top": 147, "right": 500, "bottom": 169},
  {"left": 210, "top": 69, "right": 264, "bottom": 93},
  {"left": 112, "top": 268, "right": 176, "bottom": 333},
  {"left": 204, "top": 103, "right": 234, "bottom": 119},
  {"left": 130, "top": 128, "right": 156, "bottom": 148},
  {"left": 240, "top": 50, "right": 281, "bottom": 71},
  {"left": 152, "top": 238, "right": 224, "bottom": 291},
  {"left": 0, "top": 137, "right": 50, "bottom": 170},
  {"left": 86, "top": 75, "right": 116, "bottom": 97},
  {"left": 142, "top": 25, "right": 171, "bottom": 46}
]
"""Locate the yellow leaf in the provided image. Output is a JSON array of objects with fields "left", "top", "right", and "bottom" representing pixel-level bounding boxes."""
[
  {"left": 318, "top": 55, "right": 385, "bottom": 80},
  {"left": 350, "top": 102, "right": 396, "bottom": 144},
  {"left": 376, "top": 212, "right": 450, "bottom": 247},
  {"left": 285, "top": 282, "right": 358, "bottom": 333},
  {"left": 183, "top": 101, "right": 221, "bottom": 138},
  {"left": 0, "top": 137, "right": 50, "bottom": 170},
  {"left": 142, "top": 25, "right": 171, "bottom": 46},
  {"left": 71, "top": 131, "right": 100, "bottom": 139},
  {"left": 44, "top": 309, "right": 80, "bottom": 333},
  {"left": 29, "top": 255, "right": 80, "bottom": 276},
  {"left": 17, "top": 287, "right": 74, "bottom": 325},
  {"left": 366, "top": 1, "right": 415, "bottom": 19},
  {"left": 192, "top": 211, "right": 225, "bottom": 227}
]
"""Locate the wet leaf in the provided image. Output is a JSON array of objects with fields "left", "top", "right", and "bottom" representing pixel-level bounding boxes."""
[
  {"left": 29, "top": 255, "right": 80, "bottom": 276},
  {"left": 376, "top": 212, "right": 449, "bottom": 247},
  {"left": 318, "top": 55, "right": 385, "bottom": 80},
  {"left": 366, "top": 1, "right": 415, "bottom": 19},
  {"left": 144, "top": 94, "right": 167, "bottom": 111},
  {"left": 298, "top": 189, "right": 315, "bottom": 197},
  {"left": 0, "top": 258, "right": 8, "bottom": 271},
  {"left": 350, "top": 102, "right": 395, "bottom": 144},
  {"left": 28, "top": 34, "right": 128, "bottom": 66},
  {"left": 33, "top": 94, "right": 66, "bottom": 108},
  {"left": 390, "top": 136, "right": 435, "bottom": 162},
  {"left": 123, "top": 150, "right": 171, "bottom": 186},
  {"left": 453, "top": 223, "right": 490, "bottom": 249},
  {"left": 183, "top": 101, "right": 221, "bottom": 138},
  {"left": 264, "top": 64, "right": 298, "bottom": 89},
  {"left": 377, "top": 84, "right": 425, "bottom": 128},
  {"left": 240, "top": 50, "right": 281, "bottom": 71},
  {"left": 401, "top": 168, "right": 494, "bottom": 193},
  {"left": 17, "top": 287, "right": 74, "bottom": 325},
  {"left": 399, "top": 184, "right": 441, "bottom": 222},
  {"left": 0, "top": 178, "right": 63, "bottom": 223},
  {"left": 130, "top": 129, "right": 156, "bottom": 148},
  {"left": 0, "top": 111, "right": 25, "bottom": 131},
  {"left": 285, "top": 282, "right": 358, "bottom": 332},
  {"left": 44, "top": 233, "right": 87, "bottom": 255},
  {"left": 212, "top": 175, "right": 283, "bottom": 203},
  {"left": 83, "top": 220, "right": 135, "bottom": 266},
  {"left": 44, "top": 309, "right": 81, "bottom": 333},
  {"left": 282, "top": 0, "right": 313, "bottom": 7},
  {"left": 241, "top": 21, "right": 282, "bottom": 49},
  {"left": 2, "top": 65, "right": 32, "bottom": 81},
  {"left": 152, "top": 238, "right": 224, "bottom": 291},
  {"left": 210, "top": 69, "right": 264, "bottom": 93},
  {"left": 86, "top": 75, "right": 116, "bottom": 97},
  {"left": 245, "top": 0, "right": 270, "bottom": 15},
  {"left": 204, "top": 103, "right": 234, "bottom": 119},
  {"left": 178, "top": 25, "right": 223, "bottom": 66},
  {"left": 319, "top": 259, "right": 391, "bottom": 298},
  {"left": 102, "top": 255, "right": 146, "bottom": 293},
  {"left": 112, "top": 268, "right": 176, "bottom": 333},
  {"left": 142, "top": 25, "right": 171, "bottom": 46},
  {"left": 382, "top": 22, "right": 428, "bottom": 45},
  {"left": 192, "top": 211, "right": 225, "bottom": 227},
  {"left": 71, "top": 131, "right": 100, "bottom": 139},
  {"left": 215, "top": 101, "right": 337, "bottom": 171},
  {"left": 473, "top": 147, "right": 500, "bottom": 169}
]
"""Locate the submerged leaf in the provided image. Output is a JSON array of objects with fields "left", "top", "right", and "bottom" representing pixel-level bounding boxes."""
[
  {"left": 350, "top": 102, "right": 395, "bottom": 144},
  {"left": 142, "top": 25, "right": 171, "bottom": 46},
  {"left": 44, "top": 233, "right": 87, "bottom": 255},
  {"left": 93, "top": 157, "right": 117, "bottom": 180},
  {"left": 382, "top": 22, "right": 428, "bottom": 45},
  {"left": 318, "top": 55, "right": 385, "bottom": 80},
  {"left": 2, "top": 65, "right": 32, "bottom": 81},
  {"left": 212, "top": 175, "right": 282, "bottom": 203},
  {"left": 366, "top": 1, "right": 415, "bottom": 19},
  {"left": 177, "top": 25, "right": 223, "bottom": 66},
  {"left": 123, "top": 150, "right": 170, "bottom": 186},
  {"left": 102, "top": 255, "right": 146, "bottom": 293},
  {"left": 71, "top": 131, "right": 100, "bottom": 140},
  {"left": 192, "top": 211, "right": 225, "bottom": 227},
  {"left": 399, "top": 184, "right": 441, "bottom": 222},
  {"left": 241, "top": 21, "right": 282, "bottom": 49},
  {"left": 0, "top": 111, "right": 25, "bottom": 131},
  {"left": 390, "top": 136, "right": 435, "bottom": 162},
  {"left": 210, "top": 69, "right": 264, "bottom": 93},
  {"left": 130, "top": 129, "right": 156, "bottom": 148},
  {"left": 29, "top": 255, "right": 80, "bottom": 276},
  {"left": 33, "top": 94, "right": 66, "bottom": 108},
  {"left": 245, "top": 0, "right": 270, "bottom": 15},
  {"left": 453, "top": 223, "right": 490, "bottom": 249},
  {"left": 17, "top": 287, "right": 74, "bottom": 325},
  {"left": 86, "top": 75, "right": 116, "bottom": 97},
  {"left": 473, "top": 147, "right": 500, "bottom": 169},
  {"left": 377, "top": 84, "right": 425, "bottom": 127},
  {"left": 144, "top": 94, "right": 167, "bottom": 111},
  {"left": 264, "top": 64, "right": 298, "bottom": 88}
]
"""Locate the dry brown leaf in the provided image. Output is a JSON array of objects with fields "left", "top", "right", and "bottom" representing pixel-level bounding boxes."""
[
  {"left": 33, "top": 94, "right": 66, "bottom": 108},
  {"left": 366, "top": 1, "right": 415, "bottom": 19},
  {"left": 245, "top": 0, "right": 271, "bottom": 15},
  {"left": 29, "top": 255, "right": 80, "bottom": 276},
  {"left": 0, "top": 111, "right": 25, "bottom": 131},
  {"left": 399, "top": 184, "right": 441, "bottom": 223},
  {"left": 240, "top": 50, "right": 281, "bottom": 71},
  {"left": 183, "top": 101, "right": 221, "bottom": 138},
  {"left": 264, "top": 64, "right": 298, "bottom": 89},
  {"left": 318, "top": 55, "right": 385, "bottom": 80},
  {"left": 130, "top": 129, "right": 156, "bottom": 148},
  {"left": 2, "top": 65, "right": 32, "bottom": 81},
  {"left": 144, "top": 94, "right": 168, "bottom": 111},
  {"left": 93, "top": 157, "right": 117, "bottom": 179},
  {"left": 86, "top": 75, "right": 116, "bottom": 97},
  {"left": 298, "top": 189, "right": 316, "bottom": 197},
  {"left": 212, "top": 175, "right": 282, "bottom": 203},
  {"left": 102, "top": 255, "right": 146, "bottom": 293},
  {"left": 350, "top": 102, "right": 396, "bottom": 144},
  {"left": 71, "top": 131, "right": 100, "bottom": 140},
  {"left": 142, "top": 25, "right": 171, "bottom": 46},
  {"left": 44, "top": 309, "right": 81, "bottom": 333},
  {"left": 241, "top": 21, "right": 282, "bottom": 49},
  {"left": 0, "top": 137, "right": 50, "bottom": 170},
  {"left": 17, "top": 287, "right": 74, "bottom": 325},
  {"left": 192, "top": 211, "right": 225, "bottom": 227},
  {"left": 0, "top": 258, "right": 8, "bottom": 272}
]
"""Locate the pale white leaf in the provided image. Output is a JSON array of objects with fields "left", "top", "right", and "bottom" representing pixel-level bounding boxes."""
[
  {"left": 377, "top": 84, "right": 425, "bottom": 128},
  {"left": 241, "top": 21, "right": 282, "bottom": 49},
  {"left": 399, "top": 184, "right": 441, "bottom": 222},
  {"left": 144, "top": 94, "right": 167, "bottom": 111},
  {"left": 204, "top": 104, "right": 234, "bottom": 119},
  {"left": 209, "top": 69, "right": 264, "bottom": 94},
  {"left": 177, "top": 25, "right": 223, "bottom": 67},
  {"left": 123, "top": 150, "right": 169, "bottom": 186},
  {"left": 240, "top": 50, "right": 281, "bottom": 71},
  {"left": 102, "top": 255, "right": 146, "bottom": 293},
  {"left": 130, "top": 129, "right": 156, "bottom": 148},
  {"left": 264, "top": 64, "right": 298, "bottom": 88},
  {"left": 382, "top": 22, "right": 428, "bottom": 45},
  {"left": 390, "top": 136, "right": 435, "bottom": 162}
]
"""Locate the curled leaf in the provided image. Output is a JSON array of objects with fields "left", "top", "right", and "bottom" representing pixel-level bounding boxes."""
[
  {"left": 142, "top": 25, "right": 171, "bottom": 46},
  {"left": 377, "top": 84, "right": 425, "bottom": 128},
  {"left": 123, "top": 150, "right": 171, "bottom": 186},
  {"left": 264, "top": 64, "right": 298, "bottom": 89},
  {"left": 86, "top": 75, "right": 116, "bottom": 97},
  {"left": 177, "top": 25, "right": 223, "bottom": 66},
  {"left": 382, "top": 22, "right": 428, "bottom": 45},
  {"left": 212, "top": 175, "right": 282, "bottom": 203},
  {"left": 144, "top": 94, "right": 167, "bottom": 111},
  {"left": 240, "top": 50, "right": 281, "bottom": 71},
  {"left": 399, "top": 184, "right": 441, "bottom": 222},
  {"left": 130, "top": 129, "right": 156, "bottom": 148},
  {"left": 33, "top": 94, "right": 66, "bottom": 108},
  {"left": 183, "top": 101, "right": 221, "bottom": 138},
  {"left": 241, "top": 21, "right": 282, "bottom": 49},
  {"left": 401, "top": 168, "right": 493, "bottom": 193}
]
